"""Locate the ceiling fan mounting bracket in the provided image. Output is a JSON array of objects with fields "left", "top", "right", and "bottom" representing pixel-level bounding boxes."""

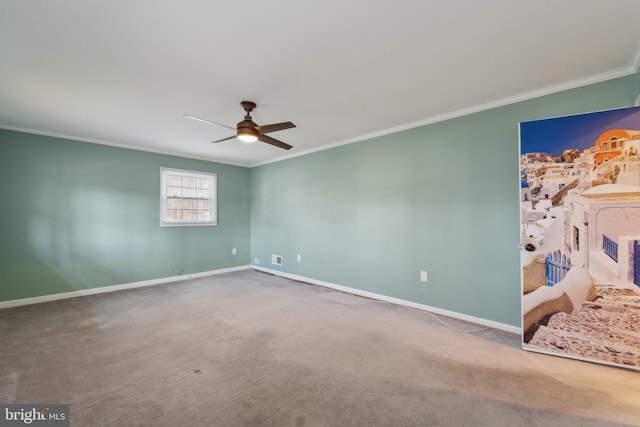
[{"left": 241, "top": 101, "right": 256, "bottom": 117}]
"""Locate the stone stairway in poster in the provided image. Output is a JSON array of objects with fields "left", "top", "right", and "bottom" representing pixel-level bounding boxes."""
[{"left": 526, "top": 286, "right": 640, "bottom": 368}]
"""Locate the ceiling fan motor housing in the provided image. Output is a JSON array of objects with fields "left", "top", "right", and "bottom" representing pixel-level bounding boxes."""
[{"left": 237, "top": 119, "right": 259, "bottom": 139}]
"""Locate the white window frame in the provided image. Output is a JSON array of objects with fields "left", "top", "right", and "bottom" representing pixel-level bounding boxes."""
[{"left": 160, "top": 167, "right": 217, "bottom": 227}]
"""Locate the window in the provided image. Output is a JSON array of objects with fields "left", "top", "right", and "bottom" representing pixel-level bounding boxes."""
[{"left": 160, "top": 168, "right": 217, "bottom": 226}]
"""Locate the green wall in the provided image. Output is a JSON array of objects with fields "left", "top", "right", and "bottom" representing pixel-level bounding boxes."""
[
  {"left": 0, "top": 130, "right": 250, "bottom": 301},
  {"left": 2, "top": 71, "right": 639, "bottom": 325},
  {"left": 250, "top": 74, "right": 640, "bottom": 327}
]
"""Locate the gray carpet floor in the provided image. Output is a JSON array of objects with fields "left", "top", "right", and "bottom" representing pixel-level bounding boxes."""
[{"left": 1, "top": 269, "right": 639, "bottom": 426}]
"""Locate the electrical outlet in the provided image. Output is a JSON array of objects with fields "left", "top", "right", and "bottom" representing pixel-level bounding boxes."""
[
  {"left": 297, "top": 254, "right": 301, "bottom": 262},
  {"left": 232, "top": 248, "right": 237, "bottom": 255},
  {"left": 272, "top": 255, "right": 283, "bottom": 265},
  {"left": 420, "top": 271, "right": 428, "bottom": 282},
  {"left": 254, "top": 257, "right": 260, "bottom": 264}
]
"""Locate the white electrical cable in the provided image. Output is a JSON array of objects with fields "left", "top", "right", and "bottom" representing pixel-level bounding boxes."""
[
  {"left": 404, "top": 306, "right": 490, "bottom": 333},
  {"left": 278, "top": 272, "right": 492, "bottom": 334},
  {"left": 351, "top": 290, "right": 492, "bottom": 333}
]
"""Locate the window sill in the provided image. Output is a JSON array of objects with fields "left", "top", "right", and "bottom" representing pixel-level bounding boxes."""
[{"left": 160, "top": 222, "right": 218, "bottom": 227}]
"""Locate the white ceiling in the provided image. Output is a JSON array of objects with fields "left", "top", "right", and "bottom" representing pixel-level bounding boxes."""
[{"left": 1, "top": 1, "right": 640, "bottom": 167}]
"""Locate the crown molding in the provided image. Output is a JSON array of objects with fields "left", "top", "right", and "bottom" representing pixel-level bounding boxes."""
[
  {"left": 0, "top": 125, "right": 251, "bottom": 168},
  {"left": 252, "top": 64, "right": 639, "bottom": 168}
]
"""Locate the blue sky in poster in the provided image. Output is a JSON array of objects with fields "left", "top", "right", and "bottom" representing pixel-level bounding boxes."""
[{"left": 520, "top": 106, "right": 640, "bottom": 155}]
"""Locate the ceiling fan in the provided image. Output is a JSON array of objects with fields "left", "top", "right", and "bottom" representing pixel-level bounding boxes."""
[{"left": 184, "top": 101, "right": 295, "bottom": 150}]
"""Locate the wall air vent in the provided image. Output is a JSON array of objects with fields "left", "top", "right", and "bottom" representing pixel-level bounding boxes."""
[{"left": 272, "top": 255, "right": 283, "bottom": 265}]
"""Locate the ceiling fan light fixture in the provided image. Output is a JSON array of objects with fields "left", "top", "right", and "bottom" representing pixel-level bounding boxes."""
[
  {"left": 237, "top": 119, "right": 259, "bottom": 143},
  {"left": 238, "top": 133, "right": 258, "bottom": 143}
]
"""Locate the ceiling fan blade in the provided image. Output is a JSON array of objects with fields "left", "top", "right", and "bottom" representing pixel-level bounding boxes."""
[
  {"left": 258, "top": 121, "right": 296, "bottom": 134},
  {"left": 211, "top": 135, "right": 237, "bottom": 143},
  {"left": 183, "top": 114, "right": 235, "bottom": 131},
  {"left": 258, "top": 134, "right": 292, "bottom": 150}
]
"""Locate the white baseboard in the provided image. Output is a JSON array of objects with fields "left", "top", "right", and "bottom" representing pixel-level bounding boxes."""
[
  {"left": 1, "top": 265, "right": 523, "bottom": 335},
  {"left": 252, "top": 266, "right": 522, "bottom": 335},
  {"left": 0, "top": 265, "right": 251, "bottom": 310}
]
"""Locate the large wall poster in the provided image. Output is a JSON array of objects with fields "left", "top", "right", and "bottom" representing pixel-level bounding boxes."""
[{"left": 520, "top": 106, "right": 640, "bottom": 371}]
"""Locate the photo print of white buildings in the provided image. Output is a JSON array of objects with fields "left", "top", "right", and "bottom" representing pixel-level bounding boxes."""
[{"left": 520, "top": 106, "right": 640, "bottom": 370}]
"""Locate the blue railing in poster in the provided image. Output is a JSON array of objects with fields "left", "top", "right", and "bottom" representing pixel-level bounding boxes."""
[
  {"left": 603, "top": 234, "right": 618, "bottom": 262},
  {"left": 545, "top": 250, "right": 571, "bottom": 287}
]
